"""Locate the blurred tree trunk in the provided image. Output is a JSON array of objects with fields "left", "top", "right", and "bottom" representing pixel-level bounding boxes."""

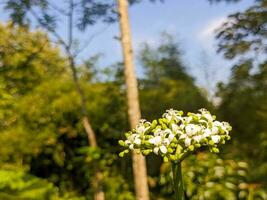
[
  {"left": 69, "top": 56, "right": 104, "bottom": 200},
  {"left": 117, "top": 1, "right": 150, "bottom": 200}
]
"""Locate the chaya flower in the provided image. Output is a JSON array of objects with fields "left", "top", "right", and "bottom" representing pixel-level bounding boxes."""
[
  {"left": 119, "top": 108, "right": 232, "bottom": 200},
  {"left": 119, "top": 108, "right": 232, "bottom": 162}
]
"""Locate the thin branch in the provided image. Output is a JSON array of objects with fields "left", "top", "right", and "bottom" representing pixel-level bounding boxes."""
[
  {"left": 74, "top": 24, "right": 111, "bottom": 58},
  {"left": 48, "top": 1, "right": 69, "bottom": 16},
  {"left": 29, "top": 8, "right": 69, "bottom": 51},
  {"left": 68, "top": 0, "right": 74, "bottom": 50}
]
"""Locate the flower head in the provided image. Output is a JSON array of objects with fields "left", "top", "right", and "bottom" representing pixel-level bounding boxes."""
[{"left": 119, "top": 108, "right": 232, "bottom": 162}]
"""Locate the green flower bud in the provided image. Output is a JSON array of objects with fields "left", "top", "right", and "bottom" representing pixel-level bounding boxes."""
[
  {"left": 125, "top": 132, "right": 131, "bottom": 137},
  {"left": 119, "top": 152, "right": 125, "bottom": 157},
  {"left": 143, "top": 150, "right": 152, "bottom": 155},
  {"left": 159, "top": 118, "right": 164, "bottom": 125},
  {"left": 172, "top": 137, "right": 178, "bottom": 143},
  {"left": 163, "top": 156, "right": 169, "bottom": 162},
  {"left": 195, "top": 143, "right": 201, "bottom": 148},
  {"left": 189, "top": 145, "right": 195, "bottom": 151},
  {"left": 202, "top": 138, "right": 208, "bottom": 144},
  {"left": 162, "top": 124, "right": 168, "bottom": 130},
  {"left": 151, "top": 120, "right": 158, "bottom": 128},
  {"left": 168, "top": 148, "right": 174, "bottom": 153},
  {"left": 212, "top": 147, "right": 219, "bottom": 153},
  {"left": 162, "top": 118, "right": 168, "bottom": 124},
  {"left": 170, "top": 155, "right": 177, "bottom": 161},
  {"left": 170, "top": 143, "right": 177, "bottom": 148},
  {"left": 118, "top": 140, "right": 125, "bottom": 147},
  {"left": 209, "top": 140, "right": 215, "bottom": 146}
]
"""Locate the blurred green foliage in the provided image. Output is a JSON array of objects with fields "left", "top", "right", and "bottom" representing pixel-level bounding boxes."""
[
  {"left": 155, "top": 153, "right": 267, "bottom": 200},
  {"left": 216, "top": 0, "right": 267, "bottom": 190}
]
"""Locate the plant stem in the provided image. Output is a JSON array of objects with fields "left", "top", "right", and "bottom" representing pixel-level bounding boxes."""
[
  {"left": 248, "top": 186, "right": 254, "bottom": 200},
  {"left": 172, "top": 162, "right": 185, "bottom": 200}
]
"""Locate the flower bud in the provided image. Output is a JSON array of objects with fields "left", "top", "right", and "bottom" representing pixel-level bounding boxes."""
[
  {"left": 189, "top": 145, "right": 195, "bottom": 151},
  {"left": 118, "top": 140, "right": 125, "bottom": 147},
  {"left": 163, "top": 156, "right": 169, "bottom": 162}
]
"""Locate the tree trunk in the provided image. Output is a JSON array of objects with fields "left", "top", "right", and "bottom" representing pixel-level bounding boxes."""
[
  {"left": 69, "top": 56, "right": 104, "bottom": 200},
  {"left": 117, "top": 1, "right": 150, "bottom": 200}
]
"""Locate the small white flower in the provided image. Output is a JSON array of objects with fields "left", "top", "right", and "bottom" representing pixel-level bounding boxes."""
[
  {"left": 135, "top": 138, "right": 141, "bottom": 145},
  {"left": 163, "top": 109, "right": 182, "bottom": 122},
  {"left": 184, "top": 116, "right": 193, "bottom": 123},
  {"left": 203, "top": 128, "right": 212, "bottom": 137},
  {"left": 204, "top": 113, "right": 213, "bottom": 122},
  {"left": 193, "top": 135, "right": 202, "bottom": 142},
  {"left": 125, "top": 134, "right": 141, "bottom": 148},
  {"left": 213, "top": 121, "right": 222, "bottom": 127},
  {"left": 179, "top": 134, "right": 187, "bottom": 139},
  {"left": 154, "top": 128, "right": 164, "bottom": 136},
  {"left": 136, "top": 125, "right": 148, "bottom": 135},
  {"left": 185, "top": 124, "right": 200, "bottom": 136},
  {"left": 135, "top": 120, "right": 150, "bottom": 135},
  {"left": 159, "top": 145, "right": 167, "bottom": 154},
  {"left": 164, "top": 129, "right": 175, "bottom": 141},
  {"left": 149, "top": 136, "right": 161, "bottom": 145},
  {"left": 163, "top": 138, "right": 171, "bottom": 146},
  {"left": 211, "top": 126, "right": 219, "bottom": 134},
  {"left": 185, "top": 137, "right": 191, "bottom": 147},
  {"left": 171, "top": 124, "right": 180, "bottom": 133},
  {"left": 153, "top": 147, "right": 159, "bottom": 154},
  {"left": 211, "top": 135, "right": 221, "bottom": 143}
]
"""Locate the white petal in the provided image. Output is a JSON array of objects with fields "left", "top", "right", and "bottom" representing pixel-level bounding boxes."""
[
  {"left": 129, "top": 144, "right": 134, "bottom": 150},
  {"left": 180, "top": 124, "right": 185, "bottom": 129},
  {"left": 166, "top": 115, "right": 172, "bottom": 121},
  {"left": 203, "top": 129, "right": 211, "bottom": 137},
  {"left": 125, "top": 140, "right": 131, "bottom": 145},
  {"left": 134, "top": 138, "right": 141, "bottom": 145},
  {"left": 153, "top": 147, "right": 159, "bottom": 155},
  {"left": 160, "top": 145, "right": 167, "bottom": 154},
  {"left": 168, "top": 133, "right": 175, "bottom": 141},
  {"left": 193, "top": 135, "right": 202, "bottom": 142},
  {"left": 213, "top": 121, "right": 222, "bottom": 127},
  {"left": 148, "top": 138, "right": 155, "bottom": 144},
  {"left": 171, "top": 124, "right": 179, "bottom": 132},
  {"left": 154, "top": 136, "right": 162, "bottom": 145},
  {"left": 154, "top": 129, "right": 163, "bottom": 136},
  {"left": 186, "top": 124, "right": 199, "bottom": 136},
  {"left": 136, "top": 126, "right": 143, "bottom": 134},
  {"left": 163, "top": 138, "right": 171, "bottom": 146},
  {"left": 204, "top": 114, "right": 213, "bottom": 122},
  {"left": 211, "top": 135, "right": 220, "bottom": 143},
  {"left": 179, "top": 134, "right": 187, "bottom": 139},
  {"left": 185, "top": 138, "right": 191, "bottom": 147},
  {"left": 212, "top": 126, "right": 219, "bottom": 134}
]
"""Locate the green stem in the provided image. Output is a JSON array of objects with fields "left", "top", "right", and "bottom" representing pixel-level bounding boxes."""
[
  {"left": 248, "top": 187, "right": 254, "bottom": 200},
  {"left": 172, "top": 162, "right": 185, "bottom": 200}
]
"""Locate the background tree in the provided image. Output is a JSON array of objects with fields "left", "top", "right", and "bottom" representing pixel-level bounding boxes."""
[
  {"left": 215, "top": 0, "right": 267, "bottom": 191},
  {"left": 0, "top": 23, "right": 134, "bottom": 200},
  {"left": 3, "top": 1, "right": 120, "bottom": 199},
  {"left": 117, "top": 0, "right": 150, "bottom": 199}
]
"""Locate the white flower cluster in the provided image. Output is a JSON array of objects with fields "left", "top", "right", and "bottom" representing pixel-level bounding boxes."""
[{"left": 119, "top": 109, "right": 232, "bottom": 162}]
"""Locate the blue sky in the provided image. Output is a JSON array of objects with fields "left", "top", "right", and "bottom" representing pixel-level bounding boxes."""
[{"left": 0, "top": 0, "right": 255, "bottom": 93}]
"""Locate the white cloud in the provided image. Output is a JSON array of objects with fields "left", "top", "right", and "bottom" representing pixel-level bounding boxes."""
[{"left": 198, "top": 17, "right": 227, "bottom": 51}]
